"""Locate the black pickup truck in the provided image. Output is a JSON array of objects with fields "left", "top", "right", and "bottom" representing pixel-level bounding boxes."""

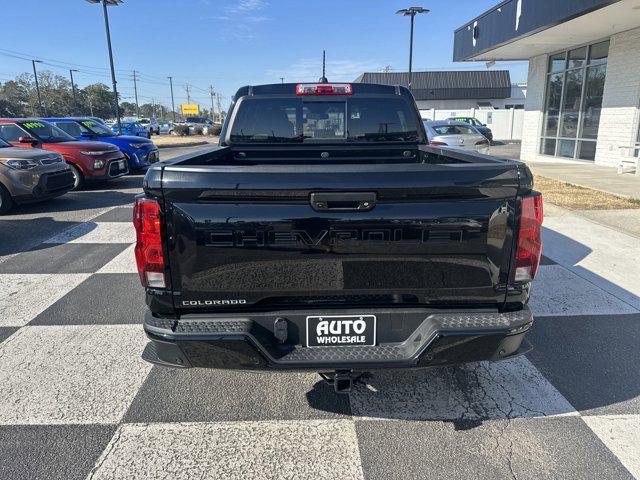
[{"left": 135, "top": 82, "right": 543, "bottom": 393}]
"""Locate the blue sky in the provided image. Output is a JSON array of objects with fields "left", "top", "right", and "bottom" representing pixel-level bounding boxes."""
[{"left": 0, "top": 0, "right": 527, "bottom": 109}]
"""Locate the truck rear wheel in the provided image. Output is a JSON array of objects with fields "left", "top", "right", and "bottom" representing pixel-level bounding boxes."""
[{"left": 0, "top": 184, "right": 14, "bottom": 215}]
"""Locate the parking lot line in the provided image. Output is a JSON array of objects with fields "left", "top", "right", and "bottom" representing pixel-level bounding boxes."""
[
  {"left": 44, "top": 222, "right": 135, "bottom": 244},
  {"left": 87, "top": 420, "right": 364, "bottom": 480},
  {"left": 0, "top": 273, "right": 90, "bottom": 327}
]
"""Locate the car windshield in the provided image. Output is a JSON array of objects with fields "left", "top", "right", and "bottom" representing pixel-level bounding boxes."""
[
  {"left": 230, "top": 97, "right": 419, "bottom": 143},
  {"left": 79, "top": 120, "right": 115, "bottom": 136},
  {"left": 19, "top": 121, "right": 76, "bottom": 143},
  {"left": 138, "top": 119, "right": 149, "bottom": 125},
  {"left": 432, "top": 124, "right": 477, "bottom": 135}
]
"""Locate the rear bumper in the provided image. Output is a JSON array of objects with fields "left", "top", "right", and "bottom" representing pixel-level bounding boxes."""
[{"left": 143, "top": 307, "right": 533, "bottom": 371}]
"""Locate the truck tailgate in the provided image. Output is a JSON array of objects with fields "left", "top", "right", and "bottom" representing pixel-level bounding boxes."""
[{"left": 161, "top": 162, "right": 520, "bottom": 313}]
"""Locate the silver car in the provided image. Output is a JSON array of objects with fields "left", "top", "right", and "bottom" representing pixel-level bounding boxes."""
[
  {"left": 159, "top": 122, "right": 175, "bottom": 135},
  {"left": 0, "top": 137, "right": 74, "bottom": 214},
  {"left": 423, "top": 120, "right": 490, "bottom": 154}
]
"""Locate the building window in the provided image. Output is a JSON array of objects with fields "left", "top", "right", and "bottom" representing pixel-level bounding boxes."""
[{"left": 540, "top": 40, "right": 609, "bottom": 161}]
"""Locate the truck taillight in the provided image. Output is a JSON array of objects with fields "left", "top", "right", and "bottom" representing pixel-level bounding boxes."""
[
  {"left": 296, "top": 83, "right": 353, "bottom": 95},
  {"left": 512, "top": 195, "right": 543, "bottom": 283},
  {"left": 133, "top": 197, "right": 166, "bottom": 288},
  {"left": 429, "top": 141, "right": 448, "bottom": 146}
]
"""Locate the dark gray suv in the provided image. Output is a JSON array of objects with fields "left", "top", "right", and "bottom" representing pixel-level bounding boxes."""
[{"left": 0, "top": 137, "right": 74, "bottom": 214}]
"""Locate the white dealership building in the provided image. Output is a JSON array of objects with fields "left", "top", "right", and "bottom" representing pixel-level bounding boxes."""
[{"left": 454, "top": 0, "right": 640, "bottom": 167}]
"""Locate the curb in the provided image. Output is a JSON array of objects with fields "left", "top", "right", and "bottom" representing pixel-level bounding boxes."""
[{"left": 156, "top": 141, "right": 211, "bottom": 149}]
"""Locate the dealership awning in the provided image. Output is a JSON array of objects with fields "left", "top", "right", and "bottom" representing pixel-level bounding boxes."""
[{"left": 454, "top": 0, "right": 639, "bottom": 61}]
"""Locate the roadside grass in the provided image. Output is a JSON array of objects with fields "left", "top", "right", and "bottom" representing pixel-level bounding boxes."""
[
  {"left": 153, "top": 135, "right": 217, "bottom": 148},
  {"left": 534, "top": 175, "right": 640, "bottom": 210}
]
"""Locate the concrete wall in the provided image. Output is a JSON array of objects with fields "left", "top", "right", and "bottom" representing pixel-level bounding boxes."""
[
  {"left": 415, "top": 97, "right": 525, "bottom": 111},
  {"left": 595, "top": 27, "right": 640, "bottom": 166},
  {"left": 520, "top": 55, "right": 547, "bottom": 162}
]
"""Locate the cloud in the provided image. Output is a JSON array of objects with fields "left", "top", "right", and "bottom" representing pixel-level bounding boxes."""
[
  {"left": 203, "top": 0, "right": 270, "bottom": 37},
  {"left": 266, "top": 58, "right": 388, "bottom": 82},
  {"left": 230, "top": 0, "right": 268, "bottom": 13}
]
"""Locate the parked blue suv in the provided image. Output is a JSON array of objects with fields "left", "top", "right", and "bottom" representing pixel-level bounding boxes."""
[
  {"left": 45, "top": 118, "right": 159, "bottom": 171},
  {"left": 114, "top": 121, "right": 150, "bottom": 138}
]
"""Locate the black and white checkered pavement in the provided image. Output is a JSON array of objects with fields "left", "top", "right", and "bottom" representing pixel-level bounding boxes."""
[{"left": 1, "top": 201, "right": 639, "bottom": 480}]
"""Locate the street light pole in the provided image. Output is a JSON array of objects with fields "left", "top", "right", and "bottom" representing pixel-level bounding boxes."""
[
  {"left": 69, "top": 69, "right": 79, "bottom": 114},
  {"left": 87, "top": 0, "right": 123, "bottom": 134},
  {"left": 168, "top": 76, "right": 176, "bottom": 122},
  {"left": 32, "top": 60, "right": 45, "bottom": 116},
  {"left": 396, "top": 7, "right": 429, "bottom": 91}
]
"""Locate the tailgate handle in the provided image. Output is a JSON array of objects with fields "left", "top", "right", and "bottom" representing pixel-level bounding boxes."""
[{"left": 310, "top": 192, "right": 377, "bottom": 212}]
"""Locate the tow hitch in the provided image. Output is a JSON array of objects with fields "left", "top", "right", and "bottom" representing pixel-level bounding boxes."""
[{"left": 319, "top": 370, "right": 367, "bottom": 394}]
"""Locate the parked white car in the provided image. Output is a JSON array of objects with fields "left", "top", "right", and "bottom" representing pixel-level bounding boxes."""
[{"left": 423, "top": 120, "right": 490, "bottom": 154}]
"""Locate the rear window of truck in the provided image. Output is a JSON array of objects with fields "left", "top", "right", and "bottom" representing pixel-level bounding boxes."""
[{"left": 229, "top": 97, "right": 420, "bottom": 143}]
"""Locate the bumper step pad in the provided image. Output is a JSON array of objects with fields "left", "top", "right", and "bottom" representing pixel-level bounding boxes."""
[{"left": 143, "top": 308, "right": 533, "bottom": 369}]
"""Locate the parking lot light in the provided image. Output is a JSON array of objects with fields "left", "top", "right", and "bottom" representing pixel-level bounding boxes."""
[
  {"left": 396, "top": 7, "right": 429, "bottom": 91},
  {"left": 86, "top": 0, "right": 123, "bottom": 134}
]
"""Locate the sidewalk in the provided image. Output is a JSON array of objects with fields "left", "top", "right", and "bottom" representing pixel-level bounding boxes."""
[
  {"left": 528, "top": 163, "right": 640, "bottom": 200},
  {"left": 490, "top": 143, "right": 640, "bottom": 199}
]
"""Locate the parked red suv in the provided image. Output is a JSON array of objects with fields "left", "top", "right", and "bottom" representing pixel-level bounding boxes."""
[{"left": 0, "top": 119, "right": 128, "bottom": 189}]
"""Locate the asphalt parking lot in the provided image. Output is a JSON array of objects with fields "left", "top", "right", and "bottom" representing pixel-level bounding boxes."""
[{"left": 0, "top": 145, "right": 639, "bottom": 479}]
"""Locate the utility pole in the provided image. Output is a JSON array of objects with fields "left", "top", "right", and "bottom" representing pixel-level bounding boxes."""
[
  {"left": 216, "top": 93, "right": 222, "bottom": 122},
  {"left": 280, "top": 77, "right": 285, "bottom": 83},
  {"left": 69, "top": 69, "right": 79, "bottom": 114},
  {"left": 184, "top": 83, "right": 191, "bottom": 104},
  {"left": 87, "top": 0, "right": 123, "bottom": 133},
  {"left": 168, "top": 76, "right": 176, "bottom": 122},
  {"left": 209, "top": 86, "right": 216, "bottom": 121},
  {"left": 32, "top": 60, "right": 45, "bottom": 116},
  {"left": 132, "top": 70, "right": 140, "bottom": 118},
  {"left": 396, "top": 7, "right": 429, "bottom": 91}
]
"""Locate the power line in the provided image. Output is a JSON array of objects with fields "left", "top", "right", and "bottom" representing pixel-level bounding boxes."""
[{"left": 0, "top": 47, "right": 221, "bottom": 99}]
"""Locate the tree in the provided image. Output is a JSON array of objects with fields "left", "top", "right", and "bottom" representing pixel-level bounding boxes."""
[
  {"left": 36, "top": 71, "right": 76, "bottom": 116},
  {"left": 0, "top": 80, "right": 30, "bottom": 117},
  {"left": 80, "top": 83, "right": 117, "bottom": 119},
  {"left": 119, "top": 102, "right": 137, "bottom": 117},
  {"left": 0, "top": 70, "right": 177, "bottom": 122}
]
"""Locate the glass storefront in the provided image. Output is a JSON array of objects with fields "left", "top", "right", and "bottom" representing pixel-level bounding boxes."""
[{"left": 540, "top": 40, "right": 609, "bottom": 161}]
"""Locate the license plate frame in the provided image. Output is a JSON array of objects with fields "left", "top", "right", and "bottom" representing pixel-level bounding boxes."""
[{"left": 306, "top": 314, "right": 376, "bottom": 347}]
